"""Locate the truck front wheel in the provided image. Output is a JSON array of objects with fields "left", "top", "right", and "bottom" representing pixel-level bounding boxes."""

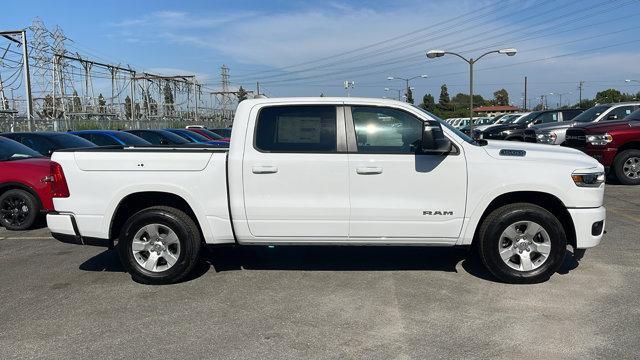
[
  {"left": 612, "top": 149, "right": 640, "bottom": 185},
  {"left": 477, "top": 203, "right": 566, "bottom": 284},
  {"left": 118, "top": 206, "right": 201, "bottom": 285}
]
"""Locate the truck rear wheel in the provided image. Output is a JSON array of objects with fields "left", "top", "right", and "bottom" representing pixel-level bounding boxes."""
[
  {"left": 118, "top": 206, "right": 201, "bottom": 285},
  {"left": 612, "top": 149, "right": 640, "bottom": 185},
  {"left": 477, "top": 203, "right": 566, "bottom": 284}
]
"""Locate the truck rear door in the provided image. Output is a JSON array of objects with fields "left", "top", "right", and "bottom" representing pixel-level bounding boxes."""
[{"left": 242, "top": 104, "right": 349, "bottom": 238}]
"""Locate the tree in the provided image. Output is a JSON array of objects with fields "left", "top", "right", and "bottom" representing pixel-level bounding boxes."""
[
  {"left": 595, "top": 89, "right": 623, "bottom": 104},
  {"left": 405, "top": 87, "right": 414, "bottom": 104},
  {"left": 98, "top": 94, "right": 106, "bottom": 113},
  {"left": 124, "top": 95, "right": 132, "bottom": 119},
  {"left": 237, "top": 86, "right": 248, "bottom": 102},
  {"left": 420, "top": 93, "right": 435, "bottom": 111},
  {"left": 439, "top": 84, "right": 450, "bottom": 105},
  {"left": 163, "top": 82, "right": 174, "bottom": 114},
  {"left": 493, "top": 89, "right": 509, "bottom": 106},
  {"left": 451, "top": 93, "right": 485, "bottom": 107}
]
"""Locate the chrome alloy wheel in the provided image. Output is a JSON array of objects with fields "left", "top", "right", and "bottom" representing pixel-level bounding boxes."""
[
  {"left": 623, "top": 157, "right": 640, "bottom": 179},
  {"left": 131, "top": 223, "right": 181, "bottom": 272},
  {"left": 498, "top": 221, "right": 551, "bottom": 272}
]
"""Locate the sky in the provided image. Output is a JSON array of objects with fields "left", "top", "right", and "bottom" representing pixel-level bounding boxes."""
[{"left": 3, "top": 0, "right": 640, "bottom": 108}]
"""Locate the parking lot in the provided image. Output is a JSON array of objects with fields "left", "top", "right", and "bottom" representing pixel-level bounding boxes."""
[{"left": 0, "top": 185, "right": 638, "bottom": 359}]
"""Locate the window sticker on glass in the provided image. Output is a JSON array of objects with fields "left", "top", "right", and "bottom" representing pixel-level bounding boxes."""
[{"left": 277, "top": 116, "right": 321, "bottom": 143}]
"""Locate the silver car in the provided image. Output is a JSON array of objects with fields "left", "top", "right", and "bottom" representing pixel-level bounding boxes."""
[{"left": 529, "top": 102, "right": 640, "bottom": 145}]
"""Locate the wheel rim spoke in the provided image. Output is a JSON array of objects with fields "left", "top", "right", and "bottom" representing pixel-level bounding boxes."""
[
  {"left": 499, "top": 247, "right": 514, "bottom": 261},
  {"left": 131, "top": 239, "right": 148, "bottom": 252},
  {"left": 519, "top": 252, "right": 534, "bottom": 271},
  {"left": 163, "top": 252, "right": 178, "bottom": 267},
  {"left": 142, "top": 252, "right": 160, "bottom": 271},
  {"left": 162, "top": 230, "right": 179, "bottom": 245},
  {"left": 144, "top": 224, "right": 160, "bottom": 239},
  {"left": 502, "top": 225, "right": 519, "bottom": 241},
  {"left": 523, "top": 222, "right": 541, "bottom": 238},
  {"left": 534, "top": 242, "right": 551, "bottom": 255}
]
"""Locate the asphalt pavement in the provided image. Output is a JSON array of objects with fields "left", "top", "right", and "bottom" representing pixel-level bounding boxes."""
[{"left": 1, "top": 185, "right": 639, "bottom": 359}]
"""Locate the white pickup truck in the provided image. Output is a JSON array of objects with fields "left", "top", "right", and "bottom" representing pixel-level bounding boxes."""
[{"left": 47, "top": 97, "right": 606, "bottom": 284}]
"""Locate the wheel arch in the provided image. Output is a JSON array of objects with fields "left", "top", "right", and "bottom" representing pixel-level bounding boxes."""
[
  {"left": 616, "top": 141, "right": 640, "bottom": 154},
  {"left": 109, "top": 191, "right": 205, "bottom": 242},
  {"left": 469, "top": 191, "right": 576, "bottom": 250},
  {"left": 0, "top": 182, "right": 43, "bottom": 209}
]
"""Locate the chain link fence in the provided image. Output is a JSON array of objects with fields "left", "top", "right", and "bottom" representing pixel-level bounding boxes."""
[{"left": 0, "top": 113, "right": 234, "bottom": 133}]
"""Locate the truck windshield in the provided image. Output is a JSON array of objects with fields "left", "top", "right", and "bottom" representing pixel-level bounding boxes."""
[
  {"left": 413, "top": 106, "right": 477, "bottom": 145},
  {"left": 573, "top": 105, "right": 610, "bottom": 122}
]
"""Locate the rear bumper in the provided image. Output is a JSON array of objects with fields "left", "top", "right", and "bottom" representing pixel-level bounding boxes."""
[
  {"left": 568, "top": 206, "right": 606, "bottom": 249},
  {"left": 47, "top": 212, "right": 110, "bottom": 247}
]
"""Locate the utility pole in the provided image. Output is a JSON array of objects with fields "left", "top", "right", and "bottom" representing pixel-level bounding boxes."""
[
  {"left": 1, "top": 30, "right": 34, "bottom": 126},
  {"left": 256, "top": 81, "right": 260, "bottom": 96},
  {"left": 524, "top": 76, "right": 527, "bottom": 110},
  {"left": 578, "top": 81, "right": 584, "bottom": 107},
  {"left": 21, "top": 30, "right": 33, "bottom": 128}
]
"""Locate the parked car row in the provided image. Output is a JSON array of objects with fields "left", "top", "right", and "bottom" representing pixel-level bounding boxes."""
[
  {"left": 465, "top": 102, "right": 640, "bottom": 185},
  {"left": 0, "top": 126, "right": 231, "bottom": 229}
]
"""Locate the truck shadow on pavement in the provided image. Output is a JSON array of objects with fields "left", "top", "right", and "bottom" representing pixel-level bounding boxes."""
[{"left": 79, "top": 245, "right": 583, "bottom": 284}]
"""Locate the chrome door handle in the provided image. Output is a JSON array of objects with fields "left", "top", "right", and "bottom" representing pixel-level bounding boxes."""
[
  {"left": 252, "top": 166, "right": 278, "bottom": 174},
  {"left": 356, "top": 166, "right": 383, "bottom": 175}
]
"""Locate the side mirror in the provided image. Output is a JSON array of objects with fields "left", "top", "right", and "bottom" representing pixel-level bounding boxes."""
[{"left": 421, "top": 122, "right": 452, "bottom": 154}]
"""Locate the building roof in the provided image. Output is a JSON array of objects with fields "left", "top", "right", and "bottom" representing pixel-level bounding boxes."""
[{"left": 473, "top": 105, "right": 520, "bottom": 112}]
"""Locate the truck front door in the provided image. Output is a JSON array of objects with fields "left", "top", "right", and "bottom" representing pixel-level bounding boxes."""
[{"left": 346, "top": 105, "right": 467, "bottom": 241}]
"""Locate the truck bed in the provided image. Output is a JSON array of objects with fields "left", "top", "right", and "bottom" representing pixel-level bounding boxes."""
[{"left": 48, "top": 146, "right": 234, "bottom": 245}]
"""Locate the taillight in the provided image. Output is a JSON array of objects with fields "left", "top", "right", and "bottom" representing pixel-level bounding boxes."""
[{"left": 50, "top": 161, "right": 70, "bottom": 198}]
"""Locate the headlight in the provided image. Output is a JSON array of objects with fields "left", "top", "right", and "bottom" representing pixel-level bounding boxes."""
[
  {"left": 571, "top": 172, "right": 605, "bottom": 187},
  {"left": 586, "top": 133, "right": 612, "bottom": 146},
  {"left": 536, "top": 132, "right": 557, "bottom": 144}
]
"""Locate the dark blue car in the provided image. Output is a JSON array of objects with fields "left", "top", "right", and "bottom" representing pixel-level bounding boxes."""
[
  {"left": 69, "top": 130, "right": 151, "bottom": 146},
  {"left": 164, "top": 129, "right": 229, "bottom": 147}
]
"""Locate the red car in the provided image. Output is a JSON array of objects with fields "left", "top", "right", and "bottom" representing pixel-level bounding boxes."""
[
  {"left": 565, "top": 109, "right": 640, "bottom": 185},
  {"left": 185, "top": 127, "right": 230, "bottom": 142},
  {"left": 0, "top": 137, "right": 69, "bottom": 230}
]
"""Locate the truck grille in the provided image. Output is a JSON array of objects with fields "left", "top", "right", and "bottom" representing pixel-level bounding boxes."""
[
  {"left": 523, "top": 129, "right": 536, "bottom": 143},
  {"left": 564, "top": 128, "right": 586, "bottom": 149}
]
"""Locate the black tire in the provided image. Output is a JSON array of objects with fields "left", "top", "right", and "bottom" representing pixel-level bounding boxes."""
[
  {"left": 477, "top": 203, "right": 566, "bottom": 284},
  {"left": 612, "top": 149, "right": 640, "bottom": 185},
  {"left": 0, "top": 189, "right": 40, "bottom": 231},
  {"left": 118, "top": 206, "right": 201, "bottom": 285}
]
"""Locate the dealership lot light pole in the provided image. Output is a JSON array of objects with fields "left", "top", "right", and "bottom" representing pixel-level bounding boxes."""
[
  {"left": 426, "top": 48, "right": 517, "bottom": 134},
  {"left": 387, "top": 75, "right": 427, "bottom": 103}
]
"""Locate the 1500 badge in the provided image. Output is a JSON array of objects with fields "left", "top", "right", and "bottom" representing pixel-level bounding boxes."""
[{"left": 423, "top": 210, "right": 454, "bottom": 216}]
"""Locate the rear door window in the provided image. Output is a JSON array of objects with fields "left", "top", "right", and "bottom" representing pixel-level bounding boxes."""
[{"left": 255, "top": 106, "right": 337, "bottom": 152}]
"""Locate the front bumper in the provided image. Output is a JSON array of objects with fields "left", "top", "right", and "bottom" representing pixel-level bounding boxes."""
[
  {"left": 47, "top": 212, "right": 110, "bottom": 247},
  {"left": 584, "top": 146, "right": 617, "bottom": 168},
  {"left": 568, "top": 206, "right": 606, "bottom": 249}
]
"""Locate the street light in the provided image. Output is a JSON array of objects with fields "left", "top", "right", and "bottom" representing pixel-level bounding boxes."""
[
  {"left": 387, "top": 74, "right": 428, "bottom": 103},
  {"left": 549, "top": 92, "right": 572, "bottom": 108},
  {"left": 385, "top": 87, "right": 403, "bottom": 101},
  {"left": 426, "top": 48, "right": 517, "bottom": 134}
]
